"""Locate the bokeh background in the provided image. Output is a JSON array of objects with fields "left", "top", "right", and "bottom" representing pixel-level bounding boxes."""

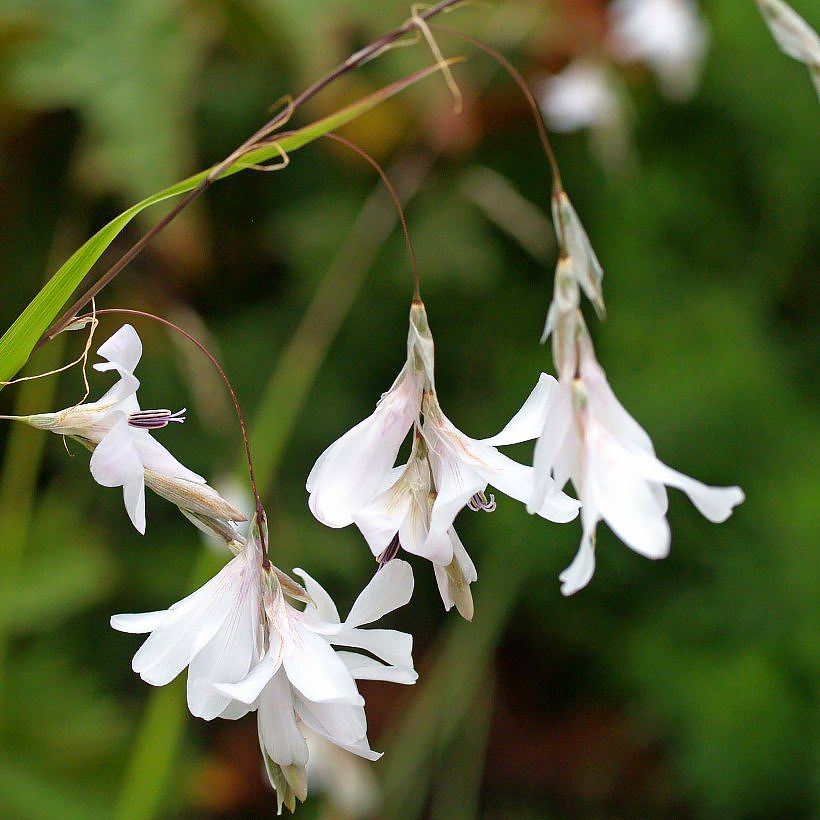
[{"left": 0, "top": 0, "right": 818, "bottom": 817}]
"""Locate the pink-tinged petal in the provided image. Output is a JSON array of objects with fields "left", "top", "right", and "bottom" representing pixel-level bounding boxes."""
[
  {"left": 482, "top": 373, "right": 558, "bottom": 446},
  {"left": 258, "top": 670, "right": 309, "bottom": 767},
  {"left": 630, "top": 450, "right": 744, "bottom": 523},
  {"left": 335, "top": 651, "right": 418, "bottom": 684},
  {"left": 307, "top": 369, "right": 421, "bottom": 528},
  {"left": 283, "top": 618, "right": 362, "bottom": 705},
  {"left": 529, "top": 379, "right": 574, "bottom": 512},
  {"left": 588, "top": 428, "right": 671, "bottom": 559},
  {"left": 343, "top": 559, "right": 414, "bottom": 629},
  {"left": 292, "top": 569, "right": 340, "bottom": 624}
]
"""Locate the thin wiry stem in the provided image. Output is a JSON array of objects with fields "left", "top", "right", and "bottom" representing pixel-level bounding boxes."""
[
  {"left": 75, "top": 308, "right": 269, "bottom": 569},
  {"left": 323, "top": 133, "right": 422, "bottom": 304},
  {"left": 38, "top": 0, "right": 465, "bottom": 345},
  {"left": 431, "top": 24, "right": 564, "bottom": 193}
]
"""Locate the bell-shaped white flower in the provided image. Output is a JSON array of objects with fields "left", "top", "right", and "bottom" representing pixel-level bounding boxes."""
[
  {"left": 20, "top": 324, "right": 208, "bottom": 534},
  {"left": 609, "top": 0, "right": 709, "bottom": 100},
  {"left": 208, "top": 559, "right": 417, "bottom": 812},
  {"left": 541, "top": 60, "right": 622, "bottom": 133},
  {"left": 307, "top": 303, "right": 434, "bottom": 528},
  {"left": 491, "top": 325, "right": 744, "bottom": 595},
  {"left": 755, "top": 0, "right": 820, "bottom": 97}
]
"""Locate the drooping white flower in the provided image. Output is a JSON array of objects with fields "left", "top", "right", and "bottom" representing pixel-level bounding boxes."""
[
  {"left": 10, "top": 324, "right": 245, "bottom": 538},
  {"left": 541, "top": 60, "right": 621, "bottom": 133},
  {"left": 490, "top": 322, "right": 744, "bottom": 595},
  {"left": 609, "top": 0, "right": 709, "bottom": 100},
  {"left": 755, "top": 0, "right": 820, "bottom": 97},
  {"left": 307, "top": 303, "right": 434, "bottom": 528},
  {"left": 209, "top": 558, "right": 417, "bottom": 812},
  {"left": 312, "top": 301, "right": 580, "bottom": 618},
  {"left": 112, "top": 518, "right": 416, "bottom": 813}
]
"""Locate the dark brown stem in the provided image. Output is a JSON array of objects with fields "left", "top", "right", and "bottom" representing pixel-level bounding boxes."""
[
  {"left": 76, "top": 308, "right": 269, "bottom": 568},
  {"left": 38, "top": 0, "right": 464, "bottom": 346},
  {"left": 431, "top": 24, "right": 564, "bottom": 194},
  {"left": 323, "top": 133, "right": 422, "bottom": 304}
]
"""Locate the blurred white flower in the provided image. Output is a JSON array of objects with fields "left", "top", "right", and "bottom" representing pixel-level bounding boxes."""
[
  {"left": 312, "top": 301, "right": 580, "bottom": 619},
  {"left": 610, "top": 0, "right": 709, "bottom": 100},
  {"left": 755, "top": 0, "right": 820, "bottom": 97},
  {"left": 490, "top": 323, "right": 744, "bottom": 595},
  {"left": 541, "top": 60, "right": 621, "bottom": 133},
  {"left": 112, "top": 522, "right": 416, "bottom": 813}
]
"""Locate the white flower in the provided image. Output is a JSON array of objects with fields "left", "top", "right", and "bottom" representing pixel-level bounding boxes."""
[
  {"left": 306, "top": 303, "right": 434, "bottom": 528},
  {"left": 755, "top": 0, "right": 820, "bottom": 97},
  {"left": 610, "top": 0, "right": 709, "bottom": 100},
  {"left": 111, "top": 522, "right": 416, "bottom": 813},
  {"left": 14, "top": 324, "right": 245, "bottom": 539},
  {"left": 541, "top": 60, "right": 621, "bottom": 132},
  {"left": 490, "top": 329, "right": 744, "bottom": 595},
  {"left": 313, "top": 302, "right": 580, "bottom": 618}
]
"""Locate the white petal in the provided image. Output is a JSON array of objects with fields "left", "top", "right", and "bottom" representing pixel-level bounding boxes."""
[
  {"left": 474, "top": 444, "right": 580, "bottom": 524},
  {"left": 307, "top": 369, "right": 421, "bottom": 527},
  {"left": 424, "top": 425, "right": 485, "bottom": 543},
  {"left": 296, "top": 696, "right": 367, "bottom": 747},
  {"left": 212, "top": 635, "right": 283, "bottom": 705},
  {"left": 131, "top": 430, "right": 205, "bottom": 484},
  {"left": 352, "top": 480, "right": 412, "bottom": 559},
  {"left": 588, "top": 428, "right": 671, "bottom": 559},
  {"left": 258, "top": 669, "right": 309, "bottom": 767},
  {"left": 127, "top": 553, "right": 248, "bottom": 686},
  {"left": 292, "top": 569, "right": 340, "bottom": 624},
  {"left": 283, "top": 617, "right": 362, "bottom": 705},
  {"left": 94, "top": 372, "right": 141, "bottom": 408},
  {"left": 330, "top": 627, "right": 414, "bottom": 670},
  {"left": 186, "top": 566, "right": 262, "bottom": 720},
  {"left": 95, "top": 324, "right": 142, "bottom": 374},
  {"left": 123, "top": 476, "right": 146, "bottom": 535},
  {"left": 559, "top": 516, "right": 597, "bottom": 596},
  {"left": 630, "top": 449, "right": 745, "bottom": 523},
  {"left": 110, "top": 610, "right": 167, "bottom": 633},
  {"left": 89, "top": 415, "right": 143, "bottom": 487},
  {"left": 335, "top": 651, "right": 418, "bottom": 684},
  {"left": 482, "top": 373, "right": 558, "bottom": 446},
  {"left": 343, "top": 559, "right": 414, "bottom": 628},
  {"left": 218, "top": 698, "right": 255, "bottom": 721},
  {"left": 529, "top": 379, "right": 574, "bottom": 512}
]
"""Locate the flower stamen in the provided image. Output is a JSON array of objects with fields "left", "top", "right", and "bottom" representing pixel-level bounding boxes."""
[
  {"left": 467, "top": 490, "right": 496, "bottom": 512},
  {"left": 377, "top": 533, "right": 402, "bottom": 567},
  {"left": 128, "top": 408, "right": 186, "bottom": 429}
]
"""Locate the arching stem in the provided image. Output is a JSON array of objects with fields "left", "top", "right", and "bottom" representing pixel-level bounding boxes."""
[
  {"left": 323, "top": 132, "right": 422, "bottom": 304},
  {"left": 74, "top": 308, "right": 269, "bottom": 568}
]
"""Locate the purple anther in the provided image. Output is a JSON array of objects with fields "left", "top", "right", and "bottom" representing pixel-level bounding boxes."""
[
  {"left": 377, "top": 533, "right": 402, "bottom": 567},
  {"left": 128, "top": 408, "right": 186, "bottom": 430},
  {"left": 467, "top": 491, "right": 496, "bottom": 513}
]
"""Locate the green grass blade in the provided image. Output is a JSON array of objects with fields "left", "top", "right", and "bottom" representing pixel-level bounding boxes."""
[{"left": 0, "top": 61, "right": 457, "bottom": 387}]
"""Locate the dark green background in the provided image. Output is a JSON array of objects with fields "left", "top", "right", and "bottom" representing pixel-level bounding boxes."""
[{"left": 0, "top": 0, "right": 817, "bottom": 817}]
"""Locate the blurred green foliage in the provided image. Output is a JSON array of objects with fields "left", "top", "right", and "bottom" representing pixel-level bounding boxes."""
[{"left": 0, "top": 0, "right": 817, "bottom": 817}]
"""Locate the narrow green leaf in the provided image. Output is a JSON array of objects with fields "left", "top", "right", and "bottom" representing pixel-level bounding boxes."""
[{"left": 0, "top": 61, "right": 457, "bottom": 386}]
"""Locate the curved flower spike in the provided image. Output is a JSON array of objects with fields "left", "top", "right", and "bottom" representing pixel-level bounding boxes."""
[{"left": 307, "top": 303, "right": 434, "bottom": 528}]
